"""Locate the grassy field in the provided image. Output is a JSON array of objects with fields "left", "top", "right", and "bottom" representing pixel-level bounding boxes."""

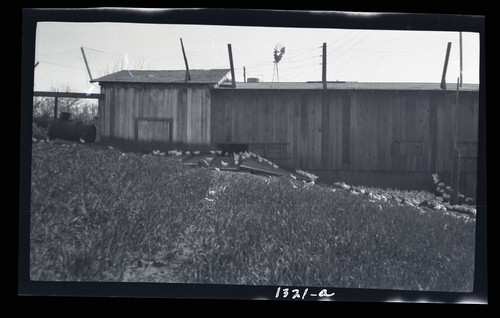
[{"left": 29, "top": 141, "right": 476, "bottom": 291}]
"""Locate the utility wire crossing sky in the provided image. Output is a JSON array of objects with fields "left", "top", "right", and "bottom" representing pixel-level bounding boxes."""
[{"left": 33, "top": 22, "right": 480, "bottom": 93}]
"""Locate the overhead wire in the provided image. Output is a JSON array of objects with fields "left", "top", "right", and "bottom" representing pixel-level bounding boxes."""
[
  {"left": 292, "top": 63, "right": 320, "bottom": 82},
  {"left": 36, "top": 48, "right": 80, "bottom": 56},
  {"left": 288, "top": 59, "right": 320, "bottom": 81},
  {"left": 327, "top": 31, "right": 365, "bottom": 56},
  {"left": 39, "top": 33, "right": 371, "bottom": 85},
  {"left": 241, "top": 50, "right": 320, "bottom": 77},
  {"left": 83, "top": 46, "right": 179, "bottom": 61},
  {"left": 37, "top": 60, "right": 86, "bottom": 71},
  {"left": 243, "top": 45, "right": 319, "bottom": 68},
  {"left": 335, "top": 31, "right": 375, "bottom": 60}
]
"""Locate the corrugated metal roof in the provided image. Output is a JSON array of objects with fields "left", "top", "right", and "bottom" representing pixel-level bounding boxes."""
[
  {"left": 215, "top": 81, "right": 480, "bottom": 91},
  {"left": 91, "top": 69, "right": 230, "bottom": 84}
]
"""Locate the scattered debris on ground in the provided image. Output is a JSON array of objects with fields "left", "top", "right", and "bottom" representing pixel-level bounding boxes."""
[
  {"left": 156, "top": 149, "right": 314, "bottom": 182},
  {"left": 331, "top": 181, "right": 476, "bottom": 219},
  {"left": 164, "top": 148, "right": 476, "bottom": 219},
  {"left": 33, "top": 137, "right": 477, "bottom": 220}
]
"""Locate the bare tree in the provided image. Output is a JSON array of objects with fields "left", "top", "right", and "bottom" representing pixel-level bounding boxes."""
[
  {"left": 104, "top": 55, "right": 147, "bottom": 74},
  {"left": 33, "top": 84, "right": 87, "bottom": 125},
  {"left": 50, "top": 84, "right": 85, "bottom": 113}
]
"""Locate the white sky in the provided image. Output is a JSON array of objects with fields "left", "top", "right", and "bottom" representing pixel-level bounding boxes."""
[{"left": 33, "top": 22, "right": 480, "bottom": 93}]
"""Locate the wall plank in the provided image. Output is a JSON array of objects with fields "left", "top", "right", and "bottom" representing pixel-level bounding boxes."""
[
  {"left": 314, "top": 92, "right": 322, "bottom": 169},
  {"left": 292, "top": 93, "right": 300, "bottom": 167},
  {"left": 186, "top": 88, "right": 192, "bottom": 143},
  {"left": 391, "top": 92, "right": 401, "bottom": 171},
  {"left": 308, "top": 92, "right": 317, "bottom": 169},
  {"left": 265, "top": 93, "right": 273, "bottom": 142},
  {"left": 120, "top": 87, "right": 127, "bottom": 139},
  {"left": 438, "top": 93, "right": 448, "bottom": 172},
  {"left": 285, "top": 93, "right": 293, "bottom": 160},
  {"left": 370, "top": 92, "right": 379, "bottom": 170},
  {"left": 349, "top": 91, "right": 358, "bottom": 170},
  {"left": 245, "top": 91, "right": 252, "bottom": 143},
  {"left": 126, "top": 87, "right": 134, "bottom": 139},
  {"left": 422, "top": 92, "right": 432, "bottom": 171},
  {"left": 280, "top": 94, "right": 288, "bottom": 143},
  {"left": 193, "top": 88, "right": 202, "bottom": 144},
  {"left": 335, "top": 92, "right": 344, "bottom": 170},
  {"left": 299, "top": 91, "right": 308, "bottom": 168},
  {"left": 341, "top": 92, "right": 350, "bottom": 170},
  {"left": 356, "top": 92, "right": 366, "bottom": 170},
  {"left": 169, "top": 88, "right": 176, "bottom": 142},
  {"left": 205, "top": 89, "right": 209, "bottom": 143},
  {"left": 377, "top": 92, "right": 387, "bottom": 171},
  {"left": 115, "top": 86, "right": 122, "bottom": 138},
  {"left": 274, "top": 94, "right": 281, "bottom": 142},
  {"left": 100, "top": 86, "right": 107, "bottom": 138},
  {"left": 385, "top": 91, "right": 394, "bottom": 171},
  {"left": 108, "top": 87, "right": 115, "bottom": 138}
]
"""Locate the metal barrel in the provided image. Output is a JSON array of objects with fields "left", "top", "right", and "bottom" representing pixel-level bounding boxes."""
[
  {"left": 48, "top": 116, "right": 96, "bottom": 143},
  {"left": 73, "top": 123, "right": 96, "bottom": 142}
]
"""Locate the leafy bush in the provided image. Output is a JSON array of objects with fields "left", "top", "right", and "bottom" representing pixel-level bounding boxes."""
[
  {"left": 32, "top": 122, "right": 48, "bottom": 140},
  {"left": 33, "top": 95, "right": 98, "bottom": 126},
  {"left": 33, "top": 112, "right": 53, "bottom": 129}
]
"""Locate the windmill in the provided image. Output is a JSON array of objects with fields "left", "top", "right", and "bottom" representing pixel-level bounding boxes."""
[{"left": 272, "top": 44, "right": 285, "bottom": 82}]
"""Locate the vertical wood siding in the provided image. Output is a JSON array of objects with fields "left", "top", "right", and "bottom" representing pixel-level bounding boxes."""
[
  {"left": 99, "top": 83, "right": 478, "bottom": 195},
  {"left": 210, "top": 88, "right": 479, "bottom": 195},
  {"left": 100, "top": 83, "right": 212, "bottom": 145}
]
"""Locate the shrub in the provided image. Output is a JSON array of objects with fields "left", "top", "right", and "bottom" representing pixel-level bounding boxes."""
[
  {"left": 33, "top": 113, "right": 53, "bottom": 129},
  {"left": 32, "top": 122, "right": 48, "bottom": 140}
]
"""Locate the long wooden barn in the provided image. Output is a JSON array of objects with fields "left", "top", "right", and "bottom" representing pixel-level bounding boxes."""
[{"left": 92, "top": 70, "right": 480, "bottom": 197}]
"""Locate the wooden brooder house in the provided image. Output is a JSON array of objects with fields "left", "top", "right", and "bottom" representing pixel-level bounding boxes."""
[
  {"left": 91, "top": 69, "right": 230, "bottom": 150},
  {"left": 93, "top": 71, "right": 480, "bottom": 197}
]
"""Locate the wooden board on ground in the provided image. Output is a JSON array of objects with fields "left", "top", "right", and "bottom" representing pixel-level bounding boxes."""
[
  {"left": 291, "top": 172, "right": 312, "bottom": 183},
  {"left": 210, "top": 156, "right": 240, "bottom": 171},
  {"left": 239, "top": 158, "right": 290, "bottom": 177}
]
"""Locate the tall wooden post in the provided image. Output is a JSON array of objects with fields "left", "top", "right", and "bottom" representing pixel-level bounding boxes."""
[
  {"left": 440, "top": 42, "right": 452, "bottom": 91},
  {"left": 53, "top": 97, "right": 58, "bottom": 119},
  {"left": 80, "top": 47, "right": 93, "bottom": 81},
  {"left": 243, "top": 66, "right": 246, "bottom": 83},
  {"left": 451, "top": 77, "right": 461, "bottom": 204},
  {"left": 228, "top": 44, "right": 236, "bottom": 88},
  {"left": 459, "top": 32, "right": 463, "bottom": 87},
  {"left": 321, "top": 43, "right": 329, "bottom": 168},
  {"left": 322, "top": 42, "right": 327, "bottom": 90},
  {"left": 180, "top": 38, "right": 191, "bottom": 82}
]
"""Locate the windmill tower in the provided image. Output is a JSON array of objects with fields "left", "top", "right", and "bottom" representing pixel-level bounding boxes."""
[{"left": 272, "top": 44, "right": 285, "bottom": 82}]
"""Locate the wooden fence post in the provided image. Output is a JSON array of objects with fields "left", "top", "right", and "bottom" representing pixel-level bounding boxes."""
[
  {"left": 322, "top": 42, "right": 327, "bottom": 90},
  {"left": 440, "top": 42, "right": 452, "bottom": 91},
  {"left": 228, "top": 44, "right": 236, "bottom": 89},
  {"left": 451, "top": 77, "right": 461, "bottom": 204},
  {"left": 180, "top": 38, "right": 191, "bottom": 82},
  {"left": 54, "top": 97, "right": 58, "bottom": 119}
]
